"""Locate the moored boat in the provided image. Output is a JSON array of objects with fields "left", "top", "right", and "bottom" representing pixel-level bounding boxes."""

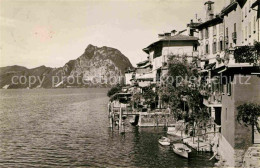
[
  {"left": 158, "top": 137, "right": 171, "bottom": 146},
  {"left": 172, "top": 143, "right": 191, "bottom": 158}
]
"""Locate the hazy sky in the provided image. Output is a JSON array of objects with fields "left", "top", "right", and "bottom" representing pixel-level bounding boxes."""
[{"left": 0, "top": 0, "right": 225, "bottom": 68}]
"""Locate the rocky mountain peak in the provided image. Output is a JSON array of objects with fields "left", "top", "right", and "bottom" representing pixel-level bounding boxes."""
[{"left": 0, "top": 44, "right": 133, "bottom": 88}]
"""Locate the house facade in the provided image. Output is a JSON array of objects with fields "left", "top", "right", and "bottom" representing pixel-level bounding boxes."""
[
  {"left": 143, "top": 33, "right": 199, "bottom": 83},
  {"left": 197, "top": 0, "right": 260, "bottom": 166}
]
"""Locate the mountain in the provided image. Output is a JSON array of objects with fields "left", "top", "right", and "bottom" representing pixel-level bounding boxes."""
[{"left": 0, "top": 44, "right": 133, "bottom": 89}]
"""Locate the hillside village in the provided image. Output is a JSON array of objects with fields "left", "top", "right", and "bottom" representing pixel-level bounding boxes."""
[{"left": 108, "top": 0, "right": 260, "bottom": 167}]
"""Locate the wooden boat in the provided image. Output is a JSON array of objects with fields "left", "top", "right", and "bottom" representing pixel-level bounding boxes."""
[
  {"left": 158, "top": 137, "right": 171, "bottom": 146},
  {"left": 172, "top": 143, "right": 191, "bottom": 158}
]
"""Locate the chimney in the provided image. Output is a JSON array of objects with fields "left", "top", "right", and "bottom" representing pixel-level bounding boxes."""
[
  {"left": 204, "top": 1, "right": 215, "bottom": 21},
  {"left": 164, "top": 32, "right": 171, "bottom": 37},
  {"left": 158, "top": 33, "right": 164, "bottom": 39},
  {"left": 171, "top": 30, "right": 177, "bottom": 36}
]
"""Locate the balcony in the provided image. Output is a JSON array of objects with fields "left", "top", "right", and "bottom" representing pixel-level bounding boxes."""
[{"left": 203, "top": 92, "right": 222, "bottom": 107}]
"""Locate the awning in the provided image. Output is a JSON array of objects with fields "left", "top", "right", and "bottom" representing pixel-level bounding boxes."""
[
  {"left": 136, "top": 60, "right": 149, "bottom": 67},
  {"left": 137, "top": 63, "right": 152, "bottom": 69},
  {"left": 217, "top": 67, "right": 227, "bottom": 74},
  {"left": 136, "top": 73, "right": 154, "bottom": 81},
  {"left": 204, "top": 62, "right": 216, "bottom": 70},
  {"left": 110, "top": 93, "right": 132, "bottom": 101}
]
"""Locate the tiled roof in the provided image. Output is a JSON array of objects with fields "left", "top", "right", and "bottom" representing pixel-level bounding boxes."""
[
  {"left": 136, "top": 60, "right": 149, "bottom": 66},
  {"left": 196, "top": 16, "right": 223, "bottom": 29},
  {"left": 221, "top": 1, "right": 238, "bottom": 15},
  {"left": 143, "top": 34, "right": 199, "bottom": 53},
  {"left": 160, "top": 34, "right": 199, "bottom": 41}
]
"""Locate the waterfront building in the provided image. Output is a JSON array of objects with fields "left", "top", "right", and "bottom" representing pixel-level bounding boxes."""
[
  {"left": 196, "top": 1, "right": 224, "bottom": 128},
  {"left": 196, "top": 0, "right": 260, "bottom": 166},
  {"left": 124, "top": 68, "right": 135, "bottom": 85},
  {"left": 142, "top": 33, "right": 199, "bottom": 83}
]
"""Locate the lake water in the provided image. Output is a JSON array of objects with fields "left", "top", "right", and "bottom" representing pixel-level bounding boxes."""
[{"left": 0, "top": 88, "right": 215, "bottom": 167}]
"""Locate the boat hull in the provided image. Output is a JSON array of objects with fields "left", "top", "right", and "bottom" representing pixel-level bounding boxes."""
[
  {"left": 159, "top": 141, "right": 170, "bottom": 146},
  {"left": 172, "top": 148, "right": 189, "bottom": 158},
  {"left": 172, "top": 143, "right": 191, "bottom": 159},
  {"left": 158, "top": 137, "right": 171, "bottom": 146}
]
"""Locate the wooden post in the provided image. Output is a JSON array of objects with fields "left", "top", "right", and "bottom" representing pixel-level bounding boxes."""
[
  {"left": 197, "top": 129, "right": 200, "bottom": 152},
  {"left": 119, "top": 106, "right": 122, "bottom": 133}
]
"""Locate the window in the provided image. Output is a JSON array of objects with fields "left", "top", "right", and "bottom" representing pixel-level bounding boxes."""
[
  {"left": 153, "top": 45, "right": 162, "bottom": 58},
  {"left": 205, "top": 28, "right": 209, "bottom": 39},
  {"left": 213, "top": 42, "right": 217, "bottom": 54},
  {"left": 245, "top": 26, "right": 247, "bottom": 40},
  {"left": 208, "top": 4, "right": 212, "bottom": 10},
  {"left": 234, "top": 23, "right": 236, "bottom": 33},
  {"left": 219, "top": 41, "right": 223, "bottom": 51},
  {"left": 249, "top": 0, "right": 251, "bottom": 12},
  {"left": 206, "top": 44, "right": 209, "bottom": 54},
  {"left": 254, "top": 17, "right": 256, "bottom": 33},
  {"left": 193, "top": 44, "right": 198, "bottom": 51},
  {"left": 227, "top": 83, "right": 231, "bottom": 96},
  {"left": 220, "top": 83, "right": 224, "bottom": 94},
  {"left": 242, "top": 29, "right": 244, "bottom": 43},
  {"left": 225, "top": 108, "right": 227, "bottom": 121},
  {"left": 219, "top": 23, "right": 224, "bottom": 34},
  {"left": 226, "top": 27, "right": 229, "bottom": 38},
  {"left": 200, "top": 30, "right": 204, "bottom": 39},
  {"left": 213, "top": 25, "right": 217, "bottom": 36},
  {"left": 249, "top": 22, "right": 251, "bottom": 37}
]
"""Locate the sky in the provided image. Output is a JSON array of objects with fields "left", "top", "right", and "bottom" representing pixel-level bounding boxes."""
[{"left": 0, "top": 0, "right": 225, "bottom": 68}]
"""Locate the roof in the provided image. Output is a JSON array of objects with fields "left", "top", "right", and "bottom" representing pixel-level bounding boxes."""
[
  {"left": 136, "top": 60, "right": 149, "bottom": 66},
  {"left": 143, "top": 34, "right": 199, "bottom": 54},
  {"left": 136, "top": 63, "right": 152, "bottom": 69},
  {"left": 251, "top": 0, "right": 260, "bottom": 8},
  {"left": 221, "top": 1, "right": 238, "bottom": 16},
  {"left": 196, "top": 16, "right": 223, "bottom": 29},
  {"left": 136, "top": 73, "right": 154, "bottom": 81},
  {"left": 187, "top": 22, "right": 200, "bottom": 28},
  {"left": 251, "top": 0, "right": 260, "bottom": 20},
  {"left": 162, "top": 34, "right": 199, "bottom": 41},
  {"left": 204, "top": 0, "right": 214, "bottom": 5}
]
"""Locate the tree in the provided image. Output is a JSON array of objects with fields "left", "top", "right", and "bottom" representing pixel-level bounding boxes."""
[
  {"left": 107, "top": 84, "right": 122, "bottom": 97},
  {"left": 142, "top": 86, "right": 157, "bottom": 108},
  {"left": 162, "top": 56, "right": 211, "bottom": 138},
  {"left": 237, "top": 103, "right": 260, "bottom": 133}
]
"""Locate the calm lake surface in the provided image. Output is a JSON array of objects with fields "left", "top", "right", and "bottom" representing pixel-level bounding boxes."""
[{"left": 0, "top": 88, "right": 215, "bottom": 167}]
